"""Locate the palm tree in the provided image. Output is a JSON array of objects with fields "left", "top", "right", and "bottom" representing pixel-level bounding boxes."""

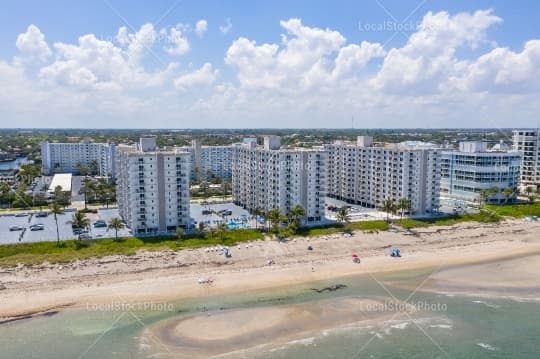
[
  {"left": 397, "top": 198, "right": 412, "bottom": 222},
  {"left": 221, "top": 181, "right": 231, "bottom": 200},
  {"left": 525, "top": 186, "right": 535, "bottom": 203},
  {"left": 502, "top": 187, "right": 515, "bottom": 204},
  {"left": 81, "top": 178, "right": 94, "bottom": 209},
  {"left": 479, "top": 189, "right": 490, "bottom": 207},
  {"left": 288, "top": 204, "right": 306, "bottom": 229},
  {"left": 89, "top": 160, "right": 100, "bottom": 176},
  {"left": 267, "top": 208, "right": 285, "bottom": 234},
  {"left": 200, "top": 181, "right": 210, "bottom": 202},
  {"left": 379, "top": 199, "right": 395, "bottom": 223},
  {"left": 108, "top": 217, "right": 124, "bottom": 241},
  {"left": 197, "top": 222, "right": 207, "bottom": 237},
  {"left": 336, "top": 207, "right": 350, "bottom": 225},
  {"left": 252, "top": 207, "right": 263, "bottom": 230},
  {"left": 216, "top": 223, "right": 228, "bottom": 242},
  {"left": 50, "top": 203, "right": 64, "bottom": 246},
  {"left": 72, "top": 211, "right": 90, "bottom": 241},
  {"left": 76, "top": 162, "right": 89, "bottom": 176},
  {"left": 175, "top": 227, "right": 185, "bottom": 240}
]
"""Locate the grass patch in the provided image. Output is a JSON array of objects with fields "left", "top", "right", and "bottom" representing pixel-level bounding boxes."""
[
  {"left": 486, "top": 202, "right": 540, "bottom": 218},
  {"left": 295, "top": 220, "right": 389, "bottom": 237},
  {"left": 398, "top": 211, "right": 501, "bottom": 229},
  {"left": 0, "top": 229, "right": 263, "bottom": 267}
]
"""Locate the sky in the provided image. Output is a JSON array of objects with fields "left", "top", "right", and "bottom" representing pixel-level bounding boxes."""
[{"left": 0, "top": 0, "right": 539, "bottom": 129}]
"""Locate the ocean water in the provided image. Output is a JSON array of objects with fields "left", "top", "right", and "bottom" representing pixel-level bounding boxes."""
[{"left": 1, "top": 270, "right": 539, "bottom": 359}]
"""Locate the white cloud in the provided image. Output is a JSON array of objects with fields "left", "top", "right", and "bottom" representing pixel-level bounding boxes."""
[
  {"left": 174, "top": 63, "right": 218, "bottom": 91},
  {"left": 195, "top": 19, "right": 208, "bottom": 38},
  {"left": 225, "top": 18, "right": 382, "bottom": 90},
  {"left": 113, "top": 23, "right": 159, "bottom": 66},
  {"left": 450, "top": 40, "right": 540, "bottom": 93},
  {"left": 126, "top": 23, "right": 157, "bottom": 65},
  {"left": 165, "top": 25, "right": 190, "bottom": 56},
  {"left": 39, "top": 31, "right": 177, "bottom": 91},
  {"left": 219, "top": 18, "right": 233, "bottom": 34},
  {"left": 2, "top": 10, "right": 540, "bottom": 128},
  {"left": 14, "top": 24, "right": 52, "bottom": 65},
  {"left": 371, "top": 9, "right": 502, "bottom": 94}
]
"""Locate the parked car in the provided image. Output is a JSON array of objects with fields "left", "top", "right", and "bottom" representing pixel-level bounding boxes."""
[
  {"left": 79, "top": 233, "right": 92, "bottom": 240},
  {"left": 30, "top": 224, "right": 45, "bottom": 231},
  {"left": 9, "top": 225, "right": 24, "bottom": 231},
  {"left": 73, "top": 228, "right": 88, "bottom": 235},
  {"left": 93, "top": 220, "right": 107, "bottom": 228},
  {"left": 14, "top": 213, "right": 28, "bottom": 217},
  {"left": 35, "top": 212, "right": 48, "bottom": 218}
]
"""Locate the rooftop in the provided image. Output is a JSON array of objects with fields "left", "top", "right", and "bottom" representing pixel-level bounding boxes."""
[{"left": 48, "top": 173, "right": 72, "bottom": 193}]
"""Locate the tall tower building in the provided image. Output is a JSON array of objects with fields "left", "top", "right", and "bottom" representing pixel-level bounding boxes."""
[
  {"left": 232, "top": 136, "right": 326, "bottom": 222},
  {"left": 513, "top": 129, "right": 540, "bottom": 188},
  {"left": 325, "top": 136, "right": 441, "bottom": 215},
  {"left": 116, "top": 137, "right": 191, "bottom": 236}
]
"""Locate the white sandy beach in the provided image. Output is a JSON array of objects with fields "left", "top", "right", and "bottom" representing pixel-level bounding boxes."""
[{"left": 1, "top": 218, "right": 540, "bottom": 321}]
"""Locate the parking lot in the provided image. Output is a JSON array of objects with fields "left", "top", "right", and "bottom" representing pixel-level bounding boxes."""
[
  {"left": 325, "top": 197, "right": 388, "bottom": 221},
  {"left": 191, "top": 202, "right": 253, "bottom": 229},
  {"left": 0, "top": 208, "right": 131, "bottom": 245}
]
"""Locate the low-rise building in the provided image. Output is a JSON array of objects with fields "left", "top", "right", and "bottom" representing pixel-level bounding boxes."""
[
  {"left": 116, "top": 137, "right": 191, "bottom": 236},
  {"left": 440, "top": 142, "right": 521, "bottom": 204},
  {"left": 48, "top": 173, "right": 72, "bottom": 194}
]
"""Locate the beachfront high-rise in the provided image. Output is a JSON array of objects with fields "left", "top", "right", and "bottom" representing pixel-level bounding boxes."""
[
  {"left": 182, "top": 139, "right": 233, "bottom": 181},
  {"left": 325, "top": 136, "right": 441, "bottom": 215},
  {"left": 232, "top": 136, "right": 327, "bottom": 222},
  {"left": 512, "top": 130, "right": 540, "bottom": 189},
  {"left": 116, "top": 137, "right": 191, "bottom": 236},
  {"left": 41, "top": 140, "right": 116, "bottom": 177},
  {"left": 440, "top": 142, "right": 521, "bottom": 204}
]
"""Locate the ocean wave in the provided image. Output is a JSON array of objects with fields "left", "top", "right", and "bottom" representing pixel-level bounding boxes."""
[
  {"left": 390, "top": 322, "right": 410, "bottom": 330},
  {"left": 286, "top": 337, "right": 316, "bottom": 346},
  {"left": 321, "top": 324, "right": 374, "bottom": 336},
  {"left": 472, "top": 300, "right": 501, "bottom": 309},
  {"left": 477, "top": 342, "right": 499, "bottom": 351},
  {"left": 428, "top": 324, "right": 453, "bottom": 329}
]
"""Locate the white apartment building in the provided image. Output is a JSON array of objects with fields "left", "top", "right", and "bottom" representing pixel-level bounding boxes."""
[
  {"left": 325, "top": 136, "right": 441, "bottom": 215},
  {"left": 513, "top": 130, "right": 540, "bottom": 188},
  {"left": 116, "top": 137, "right": 191, "bottom": 236},
  {"left": 41, "top": 140, "right": 116, "bottom": 177},
  {"left": 180, "top": 139, "right": 233, "bottom": 181},
  {"left": 440, "top": 142, "right": 521, "bottom": 204},
  {"left": 232, "top": 136, "right": 326, "bottom": 222}
]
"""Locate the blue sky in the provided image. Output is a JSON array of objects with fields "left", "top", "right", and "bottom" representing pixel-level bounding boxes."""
[{"left": 0, "top": 0, "right": 539, "bottom": 128}]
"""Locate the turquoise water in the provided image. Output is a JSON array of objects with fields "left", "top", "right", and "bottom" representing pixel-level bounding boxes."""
[
  {"left": 0, "top": 156, "right": 27, "bottom": 171},
  {"left": 1, "top": 270, "right": 539, "bottom": 358}
]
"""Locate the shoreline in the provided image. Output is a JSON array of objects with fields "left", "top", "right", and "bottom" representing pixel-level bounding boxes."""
[{"left": 1, "top": 219, "right": 540, "bottom": 321}]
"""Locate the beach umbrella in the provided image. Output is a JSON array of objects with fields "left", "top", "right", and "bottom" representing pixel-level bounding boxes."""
[{"left": 351, "top": 253, "right": 359, "bottom": 258}]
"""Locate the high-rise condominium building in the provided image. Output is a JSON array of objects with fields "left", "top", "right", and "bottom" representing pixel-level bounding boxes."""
[
  {"left": 232, "top": 136, "right": 327, "bottom": 222},
  {"left": 512, "top": 130, "right": 540, "bottom": 188},
  {"left": 41, "top": 140, "right": 116, "bottom": 177},
  {"left": 325, "top": 136, "right": 441, "bottom": 215},
  {"left": 116, "top": 137, "right": 191, "bottom": 236},
  {"left": 184, "top": 139, "right": 233, "bottom": 181},
  {"left": 440, "top": 142, "right": 521, "bottom": 204}
]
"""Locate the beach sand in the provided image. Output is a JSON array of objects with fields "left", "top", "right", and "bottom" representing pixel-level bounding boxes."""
[
  {"left": 145, "top": 296, "right": 405, "bottom": 358},
  {"left": 1, "top": 218, "right": 540, "bottom": 321}
]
